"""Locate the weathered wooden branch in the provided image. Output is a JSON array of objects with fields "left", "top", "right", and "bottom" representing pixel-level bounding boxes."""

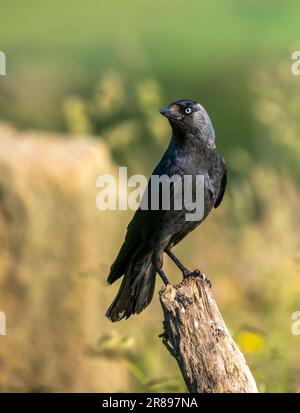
[{"left": 159, "top": 276, "right": 258, "bottom": 393}]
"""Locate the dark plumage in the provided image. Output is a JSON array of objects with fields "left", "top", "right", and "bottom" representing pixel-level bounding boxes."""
[{"left": 106, "top": 99, "right": 227, "bottom": 322}]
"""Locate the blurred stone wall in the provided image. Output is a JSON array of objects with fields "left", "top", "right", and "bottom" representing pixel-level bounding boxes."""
[{"left": 0, "top": 124, "right": 129, "bottom": 391}]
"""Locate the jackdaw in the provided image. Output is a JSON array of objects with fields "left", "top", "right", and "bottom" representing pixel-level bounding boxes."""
[{"left": 106, "top": 99, "right": 227, "bottom": 322}]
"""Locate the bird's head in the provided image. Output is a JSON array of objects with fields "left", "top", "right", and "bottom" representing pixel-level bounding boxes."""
[{"left": 159, "top": 99, "right": 215, "bottom": 146}]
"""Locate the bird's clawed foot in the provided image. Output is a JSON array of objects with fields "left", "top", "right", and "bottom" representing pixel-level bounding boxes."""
[
  {"left": 165, "top": 249, "right": 212, "bottom": 288},
  {"left": 183, "top": 269, "right": 212, "bottom": 288}
]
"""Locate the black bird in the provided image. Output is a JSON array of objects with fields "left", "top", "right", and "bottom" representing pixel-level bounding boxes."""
[{"left": 106, "top": 99, "right": 227, "bottom": 322}]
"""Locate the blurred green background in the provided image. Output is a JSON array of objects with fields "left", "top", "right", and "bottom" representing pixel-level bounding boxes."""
[{"left": 0, "top": 0, "right": 300, "bottom": 392}]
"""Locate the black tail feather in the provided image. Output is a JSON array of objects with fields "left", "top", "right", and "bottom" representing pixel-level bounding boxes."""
[
  {"left": 106, "top": 262, "right": 156, "bottom": 322},
  {"left": 107, "top": 240, "right": 139, "bottom": 285}
]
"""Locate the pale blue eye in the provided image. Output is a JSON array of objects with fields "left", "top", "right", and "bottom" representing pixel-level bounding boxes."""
[{"left": 185, "top": 108, "right": 192, "bottom": 114}]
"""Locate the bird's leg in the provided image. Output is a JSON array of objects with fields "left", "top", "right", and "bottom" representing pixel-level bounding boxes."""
[
  {"left": 165, "top": 249, "right": 211, "bottom": 288},
  {"left": 156, "top": 267, "right": 170, "bottom": 286},
  {"left": 153, "top": 250, "right": 170, "bottom": 285},
  {"left": 165, "top": 249, "right": 190, "bottom": 275}
]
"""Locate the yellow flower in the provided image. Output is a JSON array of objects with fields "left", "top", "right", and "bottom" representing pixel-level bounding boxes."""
[{"left": 237, "top": 331, "right": 264, "bottom": 353}]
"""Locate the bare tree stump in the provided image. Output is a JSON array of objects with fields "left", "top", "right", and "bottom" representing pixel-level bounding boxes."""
[{"left": 159, "top": 276, "right": 258, "bottom": 393}]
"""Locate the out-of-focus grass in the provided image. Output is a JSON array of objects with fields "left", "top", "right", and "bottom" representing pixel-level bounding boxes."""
[
  {"left": 0, "top": 0, "right": 300, "bottom": 137},
  {"left": 63, "top": 71, "right": 169, "bottom": 172},
  {"left": 1, "top": 1, "right": 299, "bottom": 61}
]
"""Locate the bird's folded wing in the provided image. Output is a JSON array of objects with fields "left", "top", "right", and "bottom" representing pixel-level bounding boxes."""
[{"left": 214, "top": 160, "right": 227, "bottom": 208}]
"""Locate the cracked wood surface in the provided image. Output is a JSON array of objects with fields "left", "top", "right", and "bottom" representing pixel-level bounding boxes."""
[{"left": 159, "top": 277, "right": 258, "bottom": 393}]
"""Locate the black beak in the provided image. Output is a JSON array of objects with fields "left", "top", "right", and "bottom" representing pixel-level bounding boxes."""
[
  {"left": 159, "top": 106, "right": 171, "bottom": 117},
  {"left": 159, "top": 105, "right": 182, "bottom": 120}
]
